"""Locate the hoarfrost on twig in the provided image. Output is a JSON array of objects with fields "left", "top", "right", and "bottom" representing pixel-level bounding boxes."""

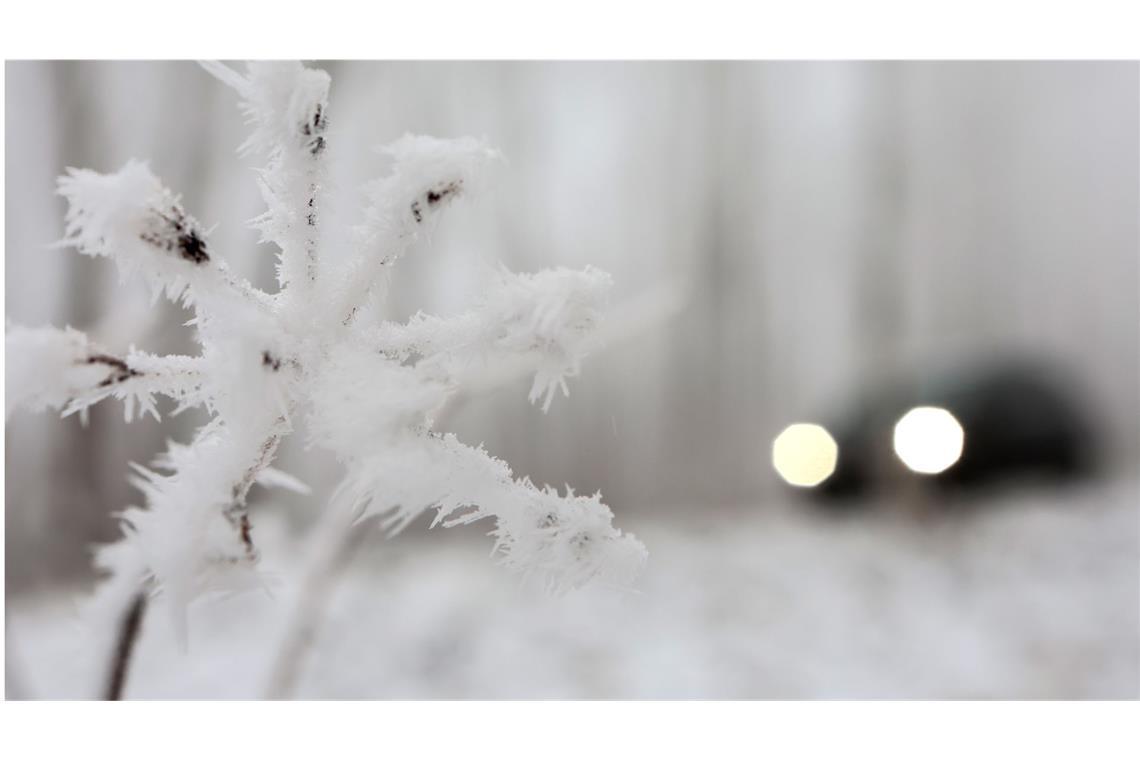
[{"left": 6, "top": 61, "right": 647, "bottom": 656}]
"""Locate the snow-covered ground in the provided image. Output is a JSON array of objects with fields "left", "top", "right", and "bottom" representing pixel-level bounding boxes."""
[{"left": 7, "top": 478, "right": 1138, "bottom": 699}]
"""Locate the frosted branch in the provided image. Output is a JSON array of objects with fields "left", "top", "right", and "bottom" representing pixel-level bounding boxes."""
[
  {"left": 330, "top": 135, "right": 500, "bottom": 326},
  {"left": 334, "top": 431, "right": 647, "bottom": 594},
  {"left": 202, "top": 61, "right": 329, "bottom": 304},
  {"left": 99, "top": 416, "right": 291, "bottom": 640},
  {"left": 370, "top": 266, "right": 612, "bottom": 411},
  {"left": 5, "top": 323, "right": 205, "bottom": 422},
  {"left": 56, "top": 161, "right": 272, "bottom": 314}
]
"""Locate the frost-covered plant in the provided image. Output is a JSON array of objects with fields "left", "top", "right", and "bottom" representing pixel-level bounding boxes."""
[{"left": 5, "top": 60, "right": 646, "bottom": 697}]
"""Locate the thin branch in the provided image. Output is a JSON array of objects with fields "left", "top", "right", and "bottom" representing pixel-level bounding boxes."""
[
  {"left": 262, "top": 510, "right": 375, "bottom": 699},
  {"left": 104, "top": 590, "right": 148, "bottom": 701},
  {"left": 225, "top": 420, "right": 291, "bottom": 558},
  {"left": 5, "top": 323, "right": 206, "bottom": 422}
]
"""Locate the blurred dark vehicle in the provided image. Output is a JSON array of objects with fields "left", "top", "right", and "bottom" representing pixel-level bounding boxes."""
[{"left": 816, "top": 360, "right": 1099, "bottom": 502}]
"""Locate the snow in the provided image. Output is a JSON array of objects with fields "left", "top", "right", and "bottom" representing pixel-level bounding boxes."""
[{"left": 8, "top": 478, "right": 1137, "bottom": 699}]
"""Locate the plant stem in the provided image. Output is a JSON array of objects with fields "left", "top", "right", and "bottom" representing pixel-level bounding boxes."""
[
  {"left": 105, "top": 590, "right": 148, "bottom": 700},
  {"left": 262, "top": 510, "right": 372, "bottom": 699}
]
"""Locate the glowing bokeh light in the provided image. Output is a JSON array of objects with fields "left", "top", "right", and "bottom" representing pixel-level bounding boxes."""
[
  {"left": 892, "top": 406, "right": 965, "bottom": 474},
  {"left": 772, "top": 423, "right": 839, "bottom": 487}
]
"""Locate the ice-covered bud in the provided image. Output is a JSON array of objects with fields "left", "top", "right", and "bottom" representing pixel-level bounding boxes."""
[
  {"left": 202, "top": 61, "right": 330, "bottom": 159},
  {"left": 374, "top": 134, "right": 498, "bottom": 228},
  {"left": 57, "top": 161, "right": 215, "bottom": 305},
  {"left": 358, "top": 134, "right": 499, "bottom": 246}
]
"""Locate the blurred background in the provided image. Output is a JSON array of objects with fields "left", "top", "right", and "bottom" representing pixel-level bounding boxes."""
[{"left": 5, "top": 61, "right": 1139, "bottom": 698}]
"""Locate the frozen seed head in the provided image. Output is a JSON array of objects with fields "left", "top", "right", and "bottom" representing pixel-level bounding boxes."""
[{"left": 13, "top": 61, "right": 647, "bottom": 639}]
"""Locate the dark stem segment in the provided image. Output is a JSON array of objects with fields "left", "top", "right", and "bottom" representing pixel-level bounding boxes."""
[{"left": 104, "top": 591, "right": 148, "bottom": 701}]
